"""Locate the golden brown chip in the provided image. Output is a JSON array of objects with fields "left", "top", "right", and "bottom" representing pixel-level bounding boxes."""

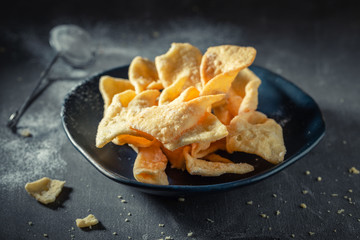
[
  {"left": 171, "top": 86, "right": 200, "bottom": 104},
  {"left": 133, "top": 143, "right": 169, "bottom": 185},
  {"left": 161, "top": 145, "right": 186, "bottom": 170},
  {"left": 129, "top": 56, "right": 159, "bottom": 93},
  {"left": 96, "top": 90, "right": 160, "bottom": 148},
  {"left": 213, "top": 104, "right": 233, "bottom": 125},
  {"left": 130, "top": 94, "right": 225, "bottom": 151},
  {"left": 112, "top": 135, "right": 155, "bottom": 148},
  {"left": 230, "top": 68, "right": 261, "bottom": 113},
  {"left": 184, "top": 147, "right": 254, "bottom": 176},
  {"left": 146, "top": 80, "right": 163, "bottom": 90},
  {"left": 99, "top": 76, "right": 135, "bottom": 111},
  {"left": 191, "top": 138, "right": 226, "bottom": 158},
  {"left": 226, "top": 111, "right": 286, "bottom": 164},
  {"left": 155, "top": 43, "right": 203, "bottom": 90},
  {"left": 203, "top": 153, "right": 233, "bottom": 163},
  {"left": 200, "top": 45, "right": 257, "bottom": 84},
  {"left": 158, "top": 75, "right": 187, "bottom": 105},
  {"left": 200, "top": 71, "right": 238, "bottom": 96},
  {"left": 76, "top": 214, "right": 99, "bottom": 228}
]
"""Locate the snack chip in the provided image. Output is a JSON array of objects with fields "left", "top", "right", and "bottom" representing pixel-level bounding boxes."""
[
  {"left": 129, "top": 56, "right": 159, "bottom": 93},
  {"left": 76, "top": 214, "right": 99, "bottom": 228},
  {"left": 226, "top": 111, "right": 286, "bottom": 164},
  {"left": 95, "top": 43, "right": 286, "bottom": 185},
  {"left": 25, "top": 177, "right": 65, "bottom": 204}
]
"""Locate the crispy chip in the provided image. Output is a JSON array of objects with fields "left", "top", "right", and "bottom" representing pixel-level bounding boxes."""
[
  {"left": 112, "top": 134, "right": 155, "bottom": 148},
  {"left": 133, "top": 143, "right": 169, "bottom": 185},
  {"left": 200, "top": 45, "right": 256, "bottom": 84},
  {"left": 161, "top": 145, "right": 186, "bottom": 170},
  {"left": 226, "top": 111, "right": 286, "bottom": 164},
  {"left": 99, "top": 76, "right": 135, "bottom": 111},
  {"left": 146, "top": 80, "right": 163, "bottom": 90},
  {"left": 130, "top": 94, "right": 225, "bottom": 151},
  {"left": 203, "top": 153, "right": 233, "bottom": 163},
  {"left": 191, "top": 139, "right": 226, "bottom": 158},
  {"left": 171, "top": 86, "right": 200, "bottom": 104},
  {"left": 230, "top": 68, "right": 261, "bottom": 113},
  {"left": 129, "top": 56, "right": 159, "bottom": 93},
  {"left": 213, "top": 104, "right": 233, "bottom": 125},
  {"left": 155, "top": 43, "right": 203, "bottom": 90},
  {"left": 200, "top": 71, "right": 238, "bottom": 96},
  {"left": 96, "top": 90, "right": 160, "bottom": 148},
  {"left": 158, "top": 75, "right": 187, "bottom": 105},
  {"left": 184, "top": 147, "right": 254, "bottom": 176},
  {"left": 76, "top": 214, "right": 99, "bottom": 228}
]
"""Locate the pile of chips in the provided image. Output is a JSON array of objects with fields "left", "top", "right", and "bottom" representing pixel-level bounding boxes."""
[{"left": 96, "top": 43, "right": 286, "bottom": 185}]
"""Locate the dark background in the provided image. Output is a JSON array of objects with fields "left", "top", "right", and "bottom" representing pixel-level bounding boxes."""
[{"left": 1, "top": 0, "right": 360, "bottom": 239}]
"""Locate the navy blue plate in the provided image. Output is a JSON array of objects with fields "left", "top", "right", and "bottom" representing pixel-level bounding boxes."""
[{"left": 61, "top": 65, "right": 325, "bottom": 196}]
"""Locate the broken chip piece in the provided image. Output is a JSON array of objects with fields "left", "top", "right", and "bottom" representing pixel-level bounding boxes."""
[
  {"left": 25, "top": 177, "right": 65, "bottom": 204},
  {"left": 76, "top": 214, "right": 99, "bottom": 228}
]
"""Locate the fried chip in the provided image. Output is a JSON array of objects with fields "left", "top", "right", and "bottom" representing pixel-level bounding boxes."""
[
  {"left": 159, "top": 75, "right": 187, "bottom": 105},
  {"left": 99, "top": 76, "right": 135, "bottom": 111},
  {"left": 161, "top": 145, "right": 186, "bottom": 170},
  {"left": 184, "top": 147, "right": 254, "bottom": 176},
  {"left": 171, "top": 86, "right": 200, "bottom": 104},
  {"left": 129, "top": 56, "right": 159, "bottom": 93},
  {"left": 130, "top": 94, "right": 225, "bottom": 151},
  {"left": 230, "top": 68, "right": 261, "bottom": 113},
  {"left": 155, "top": 43, "right": 203, "bottom": 90},
  {"left": 25, "top": 177, "right": 65, "bottom": 204},
  {"left": 112, "top": 134, "right": 155, "bottom": 148},
  {"left": 200, "top": 45, "right": 257, "bottom": 85},
  {"left": 191, "top": 139, "right": 226, "bottom": 158},
  {"left": 200, "top": 71, "right": 238, "bottom": 96},
  {"left": 96, "top": 90, "right": 160, "bottom": 148},
  {"left": 76, "top": 214, "right": 99, "bottom": 228},
  {"left": 133, "top": 143, "right": 169, "bottom": 185},
  {"left": 203, "top": 153, "right": 233, "bottom": 163},
  {"left": 146, "top": 80, "right": 163, "bottom": 90},
  {"left": 226, "top": 111, "right": 286, "bottom": 164}
]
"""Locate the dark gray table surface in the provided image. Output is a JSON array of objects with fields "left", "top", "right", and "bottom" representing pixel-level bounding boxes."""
[{"left": 1, "top": 1, "right": 359, "bottom": 239}]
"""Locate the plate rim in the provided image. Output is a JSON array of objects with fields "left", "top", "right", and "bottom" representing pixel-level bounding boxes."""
[{"left": 61, "top": 65, "right": 326, "bottom": 194}]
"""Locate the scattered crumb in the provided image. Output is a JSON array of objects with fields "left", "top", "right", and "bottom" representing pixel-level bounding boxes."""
[
  {"left": 305, "top": 170, "right": 311, "bottom": 175},
  {"left": 317, "top": 176, "right": 322, "bottom": 182},
  {"left": 165, "top": 236, "right": 173, "bottom": 240},
  {"left": 272, "top": 194, "right": 277, "bottom": 198},
  {"left": 28, "top": 221, "right": 33, "bottom": 226},
  {"left": 76, "top": 214, "right": 99, "bottom": 228},
  {"left": 206, "top": 218, "right": 214, "bottom": 223},
  {"left": 259, "top": 213, "right": 269, "bottom": 219},
  {"left": 337, "top": 209, "right": 345, "bottom": 214},
  {"left": 268, "top": 227, "right": 272, "bottom": 231},
  {"left": 121, "top": 200, "right": 127, "bottom": 203},
  {"left": 178, "top": 197, "right": 185, "bottom": 202},
  {"left": 349, "top": 167, "right": 360, "bottom": 174},
  {"left": 161, "top": 232, "right": 164, "bottom": 235},
  {"left": 113, "top": 232, "right": 117, "bottom": 235},
  {"left": 43, "top": 233, "right": 48, "bottom": 238},
  {"left": 348, "top": 189, "right": 353, "bottom": 193},
  {"left": 344, "top": 196, "right": 349, "bottom": 199},
  {"left": 291, "top": 234, "right": 295, "bottom": 238},
  {"left": 159, "top": 224, "right": 165, "bottom": 227},
  {"left": 275, "top": 210, "right": 280, "bottom": 216},
  {"left": 302, "top": 190, "right": 308, "bottom": 194},
  {"left": 331, "top": 193, "right": 338, "bottom": 197},
  {"left": 308, "top": 232, "right": 315, "bottom": 236},
  {"left": 117, "top": 195, "right": 123, "bottom": 199},
  {"left": 20, "top": 128, "right": 32, "bottom": 137},
  {"left": 125, "top": 218, "right": 130, "bottom": 222},
  {"left": 87, "top": 209, "right": 91, "bottom": 212},
  {"left": 300, "top": 203, "right": 307, "bottom": 209},
  {"left": 357, "top": 219, "right": 360, "bottom": 222},
  {"left": 128, "top": 237, "right": 132, "bottom": 239},
  {"left": 333, "top": 229, "right": 337, "bottom": 233},
  {"left": 246, "top": 201, "right": 253, "bottom": 205},
  {"left": 187, "top": 231, "right": 194, "bottom": 237},
  {"left": 128, "top": 213, "right": 132, "bottom": 216}
]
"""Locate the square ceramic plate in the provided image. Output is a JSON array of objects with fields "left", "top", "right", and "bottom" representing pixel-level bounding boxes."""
[{"left": 61, "top": 65, "right": 325, "bottom": 196}]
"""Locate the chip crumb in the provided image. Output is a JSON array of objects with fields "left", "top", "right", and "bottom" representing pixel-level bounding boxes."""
[
  {"left": 28, "top": 221, "right": 33, "bottom": 226},
  {"left": 76, "top": 214, "right": 99, "bottom": 228},
  {"left": 25, "top": 177, "right": 66, "bottom": 204},
  {"left": 128, "top": 212, "right": 132, "bottom": 216},
  {"left": 121, "top": 199, "right": 127, "bottom": 203},
  {"left": 125, "top": 218, "right": 130, "bottom": 222},
  {"left": 259, "top": 213, "right": 268, "bottom": 218},
  {"left": 43, "top": 233, "right": 48, "bottom": 238},
  {"left": 344, "top": 195, "right": 349, "bottom": 199},
  {"left": 305, "top": 170, "right": 311, "bottom": 175},
  {"left": 308, "top": 232, "right": 315, "bottom": 236},
  {"left": 275, "top": 210, "right": 280, "bottom": 216},
  {"left": 159, "top": 223, "right": 165, "bottom": 227},
  {"left": 128, "top": 237, "right": 132, "bottom": 239},
  {"left": 187, "top": 231, "right": 194, "bottom": 237},
  {"left": 348, "top": 189, "right": 353, "bottom": 193},
  {"left": 113, "top": 232, "right": 117, "bottom": 235},
  {"left": 291, "top": 234, "right": 295, "bottom": 238},
  {"left": 300, "top": 203, "right": 307, "bottom": 209},
  {"left": 349, "top": 167, "right": 360, "bottom": 174},
  {"left": 272, "top": 193, "right": 277, "bottom": 198},
  {"left": 331, "top": 193, "right": 338, "bottom": 197},
  {"left": 117, "top": 195, "right": 123, "bottom": 199},
  {"left": 161, "top": 232, "right": 164, "bottom": 235},
  {"left": 357, "top": 219, "right": 360, "bottom": 222},
  {"left": 268, "top": 227, "right": 272, "bottom": 231},
  {"left": 178, "top": 197, "right": 185, "bottom": 202},
  {"left": 206, "top": 218, "right": 214, "bottom": 223},
  {"left": 131, "top": 194, "right": 134, "bottom": 197},
  {"left": 317, "top": 176, "right": 322, "bottom": 182},
  {"left": 302, "top": 190, "right": 308, "bottom": 194},
  {"left": 165, "top": 236, "right": 173, "bottom": 240},
  {"left": 337, "top": 209, "right": 345, "bottom": 214},
  {"left": 87, "top": 209, "right": 91, "bottom": 212},
  {"left": 246, "top": 201, "right": 253, "bottom": 205},
  {"left": 20, "top": 128, "right": 32, "bottom": 137},
  {"left": 333, "top": 229, "right": 337, "bottom": 233}
]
